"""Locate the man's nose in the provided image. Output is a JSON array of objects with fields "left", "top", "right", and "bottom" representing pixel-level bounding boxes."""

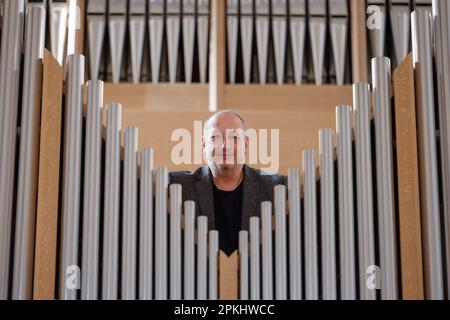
[{"left": 220, "top": 137, "right": 233, "bottom": 150}]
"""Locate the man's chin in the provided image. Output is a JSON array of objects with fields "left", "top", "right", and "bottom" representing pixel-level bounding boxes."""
[{"left": 214, "top": 162, "right": 238, "bottom": 171}]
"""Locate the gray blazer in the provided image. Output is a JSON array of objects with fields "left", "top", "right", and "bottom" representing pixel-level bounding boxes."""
[{"left": 168, "top": 164, "right": 287, "bottom": 231}]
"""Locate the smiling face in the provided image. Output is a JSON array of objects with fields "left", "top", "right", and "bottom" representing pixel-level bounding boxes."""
[{"left": 203, "top": 111, "right": 248, "bottom": 172}]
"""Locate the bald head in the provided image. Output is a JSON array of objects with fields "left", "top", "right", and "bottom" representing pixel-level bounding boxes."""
[
  {"left": 203, "top": 110, "right": 247, "bottom": 135},
  {"left": 202, "top": 110, "right": 248, "bottom": 170}
]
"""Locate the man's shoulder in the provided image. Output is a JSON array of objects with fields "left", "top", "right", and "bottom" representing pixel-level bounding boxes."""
[
  {"left": 168, "top": 167, "right": 203, "bottom": 183},
  {"left": 168, "top": 170, "right": 194, "bottom": 178},
  {"left": 169, "top": 165, "right": 286, "bottom": 186},
  {"left": 247, "top": 166, "right": 287, "bottom": 186}
]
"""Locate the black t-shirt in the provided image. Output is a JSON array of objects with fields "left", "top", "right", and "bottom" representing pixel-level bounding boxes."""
[{"left": 212, "top": 180, "right": 244, "bottom": 256}]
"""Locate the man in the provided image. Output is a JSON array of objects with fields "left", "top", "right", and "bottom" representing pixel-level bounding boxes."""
[{"left": 169, "top": 110, "right": 287, "bottom": 256}]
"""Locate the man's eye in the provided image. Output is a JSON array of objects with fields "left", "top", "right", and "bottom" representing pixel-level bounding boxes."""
[{"left": 210, "top": 136, "right": 215, "bottom": 141}]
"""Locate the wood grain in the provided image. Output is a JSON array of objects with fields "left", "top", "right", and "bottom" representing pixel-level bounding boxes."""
[
  {"left": 103, "top": 83, "right": 352, "bottom": 175},
  {"left": 393, "top": 53, "right": 424, "bottom": 300},
  {"left": 33, "top": 50, "right": 63, "bottom": 300},
  {"left": 219, "top": 251, "right": 238, "bottom": 300}
]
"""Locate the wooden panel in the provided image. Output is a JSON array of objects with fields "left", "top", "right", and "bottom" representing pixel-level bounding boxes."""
[
  {"left": 209, "top": 0, "right": 226, "bottom": 112},
  {"left": 103, "top": 83, "right": 209, "bottom": 111},
  {"left": 33, "top": 50, "right": 63, "bottom": 300},
  {"left": 104, "top": 83, "right": 352, "bottom": 113},
  {"left": 119, "top": 108, "right": 336, "bottom": 175},
  {"left": 103, "top": 83, "right": 351, "bottom": 174},
  {"left": 224, "top": 84, "right": 353, "bottom": 111},
  {"left": 393, "top": 53, "right": 424, "bottom": 300},
  {"left": 219, "top": 251, "right": 238, "bottom": 300},
  {"left": 350, "top": 0, "right": 368, "bottom": 83},
  {"left": 104, "top": 81, "right": 351, "bottom": 174}
]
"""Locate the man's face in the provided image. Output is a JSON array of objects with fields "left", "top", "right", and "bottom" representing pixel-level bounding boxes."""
[{"left": 203, "top": 113, "right": 248, "bottom": 170}]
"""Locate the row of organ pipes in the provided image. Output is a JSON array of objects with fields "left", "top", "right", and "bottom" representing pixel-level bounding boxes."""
[
  {"left": 3, "top": 0, "right": 433, "bottom": 85},
  {"left": 226, "top": 0, "right": 351, "bottom": 85},
  {"left": 0, "top": 0, "right": 211, "bottom": 84},
  {"left": 87, "top": 0, "right": 211, "bottom": 83},
  {"left": 226, "top": 0, "right": 433, "bottom": 85},
  {"left": 1, "top": 0, "right": 450, "bottom": 300},
  {"left": 367, "top": 0, "right": 432, "bottom": 67}
]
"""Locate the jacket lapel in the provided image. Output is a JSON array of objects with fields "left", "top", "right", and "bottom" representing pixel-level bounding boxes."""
[
  {"left": 194, "top": 166, "right": 215, "bottom": 230},
  {"left": 241, "top": 165, "right": 260, "bottom": 231},
  {"left": 194, "top": 165, "right": 261, "bottom": 231}
]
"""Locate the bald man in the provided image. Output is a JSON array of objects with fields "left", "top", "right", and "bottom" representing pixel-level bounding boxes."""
[{"left": 169, "top": 110, "right": 287, "bottom": 256}]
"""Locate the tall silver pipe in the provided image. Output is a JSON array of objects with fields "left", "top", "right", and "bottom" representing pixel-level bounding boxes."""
[
  {"left": 255, "top": 0, "right": 269, "bottom": 84},
  {"left": 129, "top": 0, "right": 146, "bottom": 83},
  {"left": 209, "top": 230, "right": 219, "bottom": 300},
  {"left": 167, "top": 0, "right": 181, "bottom": 83},
  {"left": 183, "top": 0, "right": 195, "bottom": 84},
  {"left": 0, "top": 0, "right": 24, "bottom": 300},
  {"left": 261, "top": 201, "right": 273, "bottom": 299},
  {"left": 139, "top": 148, "right": 154, "bottom": 299},
  {"left": 170, "top": 184, "right": 182, "bottom": 299},
  {"left": 303, "top": 149, "right": 318, "bottom": 299},
  {"left": 329, "top": 0, "right": 348, "bottom": 85},
  {"left": 274, "top": 185, "right": 287, "bottom": 300},
  {"left": 432, "top": 0, "right": 450, "bottom": 297},
  {"left": 319, "top": 129, "right": 337, "bottom": 300},
  {"left": 227, "top": 0, "right": 238, "bottom": 84},
  {"left": 239, "top": 230, "right": 249, "bottom": 300},
  {"left": 336, "top": 105, "right": 356, "bottom": 300},
  {"left": 108, "top": 0, "right": 127, "bottom": 83},
  {"left": 13, "top": 5, "right": 45, "bottom": 300},
  {"left": 240, "top": 0, "right": 253, "bottom": 84},
  {"left": 390, "top": 0, "right": 411, "bottom": 66},
  {"left": 272, "top": 0, "right": 287, "bottom": 84},
  {"left": 353, "top": 83, "right": 376, "bottom": 300},
  {"left": 289, "top": 0, "right": 306, "bottom": 85},
  {"left": 288, "top": 169, "right": 302, "bottom": 300},
  {"left": 102, "top": 102, "right": 122, "bottom": 300},
  {"left": 372, "top": 56, "right": 399, "bottom": 299},
  {"left": 155, "top": 166, "right": 169, "bottom": 299},
  {"left": 148, "top": 0, "right": 164, "bottom": 83},
  {"left": 59, "top": 54, "right": 85, "bottom": 300},
  {"left": 411, "top": 10, "right": 444, "bottom": 299},
  {"left": 122, "top": 127, "right": 138, "bottom": 300},
  {"left": 308, "top": 0, "right": 327, "bottom": 85},
  {"left": 50, "top": 0, "right": 68, "bottom": 66},
  {"left": 184, "top": 201, "right": 196, "bottom": 300},
  {"left": 197, "top": 216, "right": 208, "bottom": 299},
  {"left": 197, "top": 0, "right": 209, "bottom": 83},
  {"left": 367, "top": 0, "right": 386, "bottom": 57},
  {"left": 87, "top": 0, "right": 107, "bottom": 80},
  {"left": 250, "top": 216, "right": 260, "bottom": 300},
  {"left": 81, "top": 80, "right": 104, "bottom": 300}
]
